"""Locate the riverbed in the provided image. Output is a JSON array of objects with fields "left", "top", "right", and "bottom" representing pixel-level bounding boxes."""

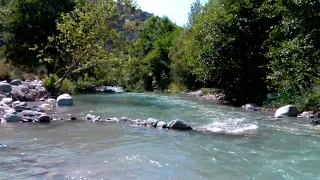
[{"left": 1, "top": 93, "right": 320, "bottom": 179}]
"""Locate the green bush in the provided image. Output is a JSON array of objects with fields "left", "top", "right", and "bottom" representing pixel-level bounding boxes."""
[
  {"left": 43, "top": 74, "right": 59, "bottom": 92},
  {"left": 168, "top": 83, "right": 187, "bottom": 93},
  {"left": 201, "top": 88, "right": 221, "bottom": 95},
  {"left": 60, "top": 79, "right": 76, "bottom": 95}
]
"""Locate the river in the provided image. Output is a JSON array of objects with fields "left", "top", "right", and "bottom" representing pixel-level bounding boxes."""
[{"left": 0, "top": 93, "right": 320, "bottom": 180}]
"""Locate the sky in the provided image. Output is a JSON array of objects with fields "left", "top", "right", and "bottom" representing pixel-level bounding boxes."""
[{"left": 135, "top": 0, "right": 206, "bottom": 26}]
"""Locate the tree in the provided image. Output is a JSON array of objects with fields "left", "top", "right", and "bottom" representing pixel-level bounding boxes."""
[
  {"left": 266, "top": 0, "right": 320, "bottom": 99},
  {"left": 1, "top": 0, "right": 75, "bottom": 71},
  {"left": 132, "top": 16, "right": 178, "bottom": 91},
  {"left": 187, "top": 0, "right": 203, "bottom": 27},
  {"left": 184, "top": 0, "right": 278, "bottom": 105},
  {"left": 37, "top": 0, "right": 136, "bottom": 90}
]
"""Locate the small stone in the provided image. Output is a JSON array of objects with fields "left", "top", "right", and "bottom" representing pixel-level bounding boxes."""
[{"left": 71, "top": 117, "right": 77, "bottom": 121}]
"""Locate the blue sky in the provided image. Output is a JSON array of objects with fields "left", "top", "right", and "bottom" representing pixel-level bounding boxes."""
[{"left": 135, "top": 0, "right": 206, "bottom": 26}]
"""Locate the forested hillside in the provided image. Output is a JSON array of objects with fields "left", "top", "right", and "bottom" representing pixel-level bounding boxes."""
[{"left": 0, "top": 0, "right": 320, "bottom": 110}]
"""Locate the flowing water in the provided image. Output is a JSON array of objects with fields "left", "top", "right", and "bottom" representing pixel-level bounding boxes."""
[{"left": 1, "top": 93, "right": 320, "bottom": 180}]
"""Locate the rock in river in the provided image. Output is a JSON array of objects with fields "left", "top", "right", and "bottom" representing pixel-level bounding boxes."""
[
  {"left": 275, "top": 105, "right": 298, "bottom": 118},
  {"left": 0, "top": 82, "right": 12, "bottom": 93},
  {"left": 10, "top": 79, "right": 22, "bottom": 86},
  {"left": 57, "top": 94, "right": 74, "bottom": 106},
  {"left": 156, "top": 121, "right": 167, "bottom": 128},
  {"left": 38, "top": 115, "right": 51, "bottom": 123},
  {"left": 167, "top": 120, "right": 192, "bottom": 130},
  {"left": 3, "top": 110, "right": 22, "bottom": 122}
]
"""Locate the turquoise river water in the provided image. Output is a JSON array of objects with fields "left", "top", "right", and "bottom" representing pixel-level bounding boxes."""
[{"left": 1, "top": 93, "right": 320, "bottom": 180}]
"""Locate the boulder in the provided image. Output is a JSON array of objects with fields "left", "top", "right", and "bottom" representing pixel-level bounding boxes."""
[
  {"left": 57, "top": 94, "right": 74, "bottom": 106},
  {"left": 10, "top": 79, "right": 22, "bottom": 86},
  {"left": 167, "top": 120, "right": 192, "bottom": 130},
  {"left": 275, "top": 105, "right": 298, "bottom": 118},
  {"left": 0, "top": 82, "right": 12, "bottom": 93},
  {"left": 38, "top": 115, "right": 51, "bottom": 123},
  {"left": 315, "top": 113, "right": 320, "bottom": 119},
  {"left": 3, "top": 111, "right": 22, "bottom": 122},
  {"left": 156, "top": 121, "right": 167, "bottom": 128},
  {"left": 242, "top": 103, "right": 259, "bottom": 110}
]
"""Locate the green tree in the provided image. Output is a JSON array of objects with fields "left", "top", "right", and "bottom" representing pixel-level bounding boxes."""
[
  {"left": 1, "top": 0, "right": 75, "bottom": 71},
  {"left": 266, "top": 0, "right": 320, "bottom": 101},
  {"left": 184, "top": 0, "right": 278, "bottom": 105},
  {"left": 37, "top": 0, "right": 136, "bottom": 90},
  {"left": 133, "top": 16, "right": 179, "bottom": 91}
]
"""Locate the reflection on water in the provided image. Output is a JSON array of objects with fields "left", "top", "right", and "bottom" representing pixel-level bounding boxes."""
[{"left": 0, "top": 93, "right": 320, "bottom": 179}]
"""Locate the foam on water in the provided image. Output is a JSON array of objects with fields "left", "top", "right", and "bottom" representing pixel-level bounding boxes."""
[{"left": 197, "top": 118, "right": 258, "bottom": 134}]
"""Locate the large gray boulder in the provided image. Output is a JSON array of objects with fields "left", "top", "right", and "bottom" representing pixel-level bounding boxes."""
[
  {"left": 0, "top": 82, "right": 12, "bottom": 93},
  {"left": 167, "top": 120, "right": 192, "bottom": 130},
  {"left": 57, "top": 94, "right": 74, "bottom": 106},
  {"left": 3, "top": 110, "right": 22, "bottom": 122},
  {"left": 10, "top": 79, "right": 22, "bottom": 86},
  {"left": 275, "top": 105, "right": 298, "bottom": 118}
]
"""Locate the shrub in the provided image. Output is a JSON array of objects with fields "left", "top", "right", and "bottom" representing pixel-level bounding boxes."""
[
  {"left": 168, "top": 83, "right": 187, "bottom": 93},
  {"left": 201, "top": 88, "right": 221, "bottom": 95},
  {"left": 60, "top": 79, "right": 76, "bottom": 95},
  {"left": 43, "top": 74, "right": 59, "bottom": 92}
]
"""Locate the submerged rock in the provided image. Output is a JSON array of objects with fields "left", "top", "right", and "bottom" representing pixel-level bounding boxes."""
[
  {"left": 57, "top": 94, "right": 74, "bottom": 106},
  {"left": 167, "top": 120, "right": 192, "bottom": 130},
  {"left": 275, "top": 105, "right": 298, "bottom": 118}
]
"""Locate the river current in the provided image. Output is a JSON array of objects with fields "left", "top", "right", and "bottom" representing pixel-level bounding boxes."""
[{"left": 1, "top": 93, "right": 320, "bottom": 180}]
